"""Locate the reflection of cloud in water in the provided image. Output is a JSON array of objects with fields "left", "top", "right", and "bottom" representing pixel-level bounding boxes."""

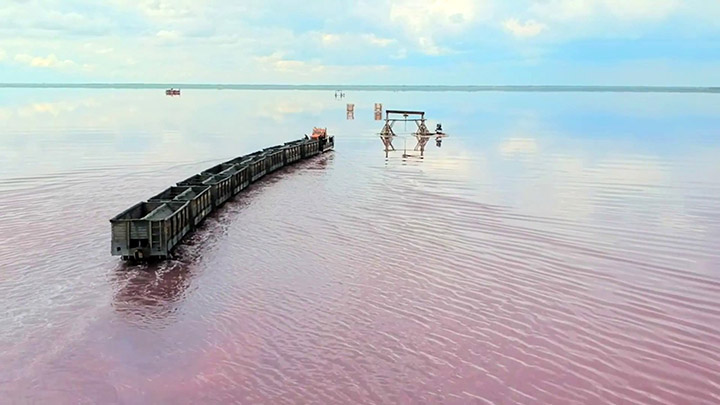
[
  {"left": 532, "top": 155, "right": 666, "bottom": 220},
  {"left": 499, "top": 137, "right": 539, "bottom": 157},
  {"left": 0, "top": 99, "right": 97, "bottom": 122},
  {"left": 256, "top": 95, "right": 339, "bottom": 122},
  {"left": 20, "top": 100, "right": 98, "bottom": 117},
  {"left": 424, "top": 152, "right": 488, "bottom": 183}
]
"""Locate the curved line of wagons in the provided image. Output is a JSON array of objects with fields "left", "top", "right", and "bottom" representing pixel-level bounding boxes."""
[{"left": 110, "top": 136, "right": 335, "bottom": 260}]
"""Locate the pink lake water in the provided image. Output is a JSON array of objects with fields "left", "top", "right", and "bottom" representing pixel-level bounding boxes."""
[{"left": 0, "top": 89, "right": 719, "bottom": 404}]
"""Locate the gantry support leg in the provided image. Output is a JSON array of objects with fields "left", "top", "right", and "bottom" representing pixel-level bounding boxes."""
[
  {"left": 414, "top": 136, "right": 430, "bottom": 154},
  {"left": 381, "top": 135, "right": 395, "bottom": 158}
]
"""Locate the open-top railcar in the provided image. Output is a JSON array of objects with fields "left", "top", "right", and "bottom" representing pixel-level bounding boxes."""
[
  {"left": 148, "top": 185, "right": 213, "bottom": 227},
  {"left": 224, "top": 153, "right": 267, "bottom": 183},
  {"left": 177, "top": 172, "right": 233, "bottom": 207},
  {"left": 301, "top": 138, "right": 321, "bottom": 158},
  {"left": 111, "top": 134, "right": 335, "bottom": 261},
  {"left": 202, "top": 162, "right": 250, "bottom": 196},
  {"left": 111, "top": 201, "right": 191, "bottom": 260},
  {"left": 283, "top": 143, "right": 302, "bottom": 164},
  {"left": 262, "top": 147, "right": 285, "bottom": 173}
]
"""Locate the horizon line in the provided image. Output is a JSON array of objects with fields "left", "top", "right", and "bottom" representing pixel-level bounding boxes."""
[{"left": 0, "top": 83, "right": 718, "bottom": 93}]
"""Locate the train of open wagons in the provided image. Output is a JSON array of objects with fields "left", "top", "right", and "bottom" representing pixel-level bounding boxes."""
[{"left": 110, "top": 135, "right": 334, "bottom": 260}]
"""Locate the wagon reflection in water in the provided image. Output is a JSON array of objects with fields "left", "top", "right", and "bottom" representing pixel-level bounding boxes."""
[{"left": 110, "top": 134, "right": 334, "bottom": 261}]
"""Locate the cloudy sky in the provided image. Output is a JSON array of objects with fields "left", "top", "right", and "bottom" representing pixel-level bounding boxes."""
[{"left": 1, "top": 0, "right": 719, "bottom": 85}]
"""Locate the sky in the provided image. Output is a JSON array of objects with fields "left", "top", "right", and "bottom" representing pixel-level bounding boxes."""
[{"left": 1, "top": 0, "right": 719, "bottom": 85}]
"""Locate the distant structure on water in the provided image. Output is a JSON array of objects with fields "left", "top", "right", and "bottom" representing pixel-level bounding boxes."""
[
  {"left": 334, "top": 90, "right": 345, "bottom": 99},
  {"left": 374, "top": 103, "right": 383, "bottom": 120},
  {"left": 165, "top": 88, "right": 181, "bottom": 96},
  {"left": 379, "top": 110, "right": 447, "bottom": 158}
]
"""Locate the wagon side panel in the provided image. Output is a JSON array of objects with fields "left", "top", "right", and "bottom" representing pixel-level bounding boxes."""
[{"left": 111, "top": 221, "right": 129, "bottom": 256}]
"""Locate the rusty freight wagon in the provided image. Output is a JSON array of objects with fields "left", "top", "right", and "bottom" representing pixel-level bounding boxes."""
[
  {"left": 148, "top": 185, "right": 213, "bottom": 227},
  {"left": 177, "top": 172, "right": 234, "bottom": 207},
  {"left": 111, "top": 201, "right": 191, "bottom": 260}
]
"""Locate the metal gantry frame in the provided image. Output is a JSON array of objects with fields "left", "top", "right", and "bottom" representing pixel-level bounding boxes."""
[{"left": 379, "top": 110, "right": 446, "bottom": 158}]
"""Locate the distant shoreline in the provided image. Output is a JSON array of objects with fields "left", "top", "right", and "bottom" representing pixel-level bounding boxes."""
[{"left": 0, "top": 83, "right": 718, "bottom": 93}]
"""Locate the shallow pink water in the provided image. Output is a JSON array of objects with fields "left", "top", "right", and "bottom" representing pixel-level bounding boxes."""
[{"left": 1, "top": 90, "right": 719, "bottom": 404}]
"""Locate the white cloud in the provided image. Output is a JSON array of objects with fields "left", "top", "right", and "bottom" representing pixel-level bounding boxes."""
[
  {"left": 254, "top": 52, "right": 325, "bottom": 75},
  {"left": 15, "top": 53, "right": 78, "bottom": 69},
  {"left": 252, "top": 51, "right": 389, "bottom": 82},
  {"left": 389, "top": 0, "right": 487, "bottom": 33},
  {"left": 529, "top": 0, "right": 680, "bottom": 22},
  {"left": 0, "top": 0, "right": 718, "bottom": 83},
  {"left": 601, "top": 0, "right": 680, "bottom": 20},
  {"left": 314, "top": 32, "right": 397, "bottom": 49},
  {"left": 156, "top": 30, "right": 180, "bottom": 39},
  {"left": 112, "top": 0, "right": 206, "bottom": 21},
  {"left": 321, "top": 33, "right": 340, "bottom": 46},
  {"left": 418, "top": 37, "right": 448, "bottom": 56},
  {"left": 385, "top": 0, "right": 492, "bottom": 54},
  {"left": 83, "top": 43, "right": 114, "bottom": 55},
  {"left": 155, "top": 29, "right": 182, "bottom": 44},
  {"left": 527, "top": 0, "right": 593, "bottom": 21},
  {"left": 363, "top": 34, "right": 396, "bottom": 47},
  {"left": 391, "top": 48, "right": 408, "bottom": 60},
  {"left": 504, "top": 19, "right": 547, "bottom": 38}
]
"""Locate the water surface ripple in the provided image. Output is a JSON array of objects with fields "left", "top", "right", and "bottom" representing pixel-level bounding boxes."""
[{"left": 0, "top": 90, "right": 719, "bottom": 404}]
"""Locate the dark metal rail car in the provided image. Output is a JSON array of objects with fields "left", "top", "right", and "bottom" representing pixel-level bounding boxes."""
[
  {"left": 223, "top": 153, "right": 267, "bottom": 183},
  {"left": 111, "top": 201, "right": 191, "bottom": 260},
  {"left": 301, "top": 138, "right": 321, "bottom": 158},
  {"left": 284, "top": 139, "right": 304, "bottom": 147},
  {"left": 177, "top": 172, "right": 233, "bottom": 207},
  {"left": 148, "top": 185, "right": 213, "bottom": 227},
  {"left": 263, "top": 144, "right": 284, "bottom": 152},
  {"left": 202, "top": 163, "right": 250, "bottom": 196},
  {"left": 264, "top": 148, "right": 285, "bottom": 173},
  {"left": 320, "top": 135, "right": 335, "bottom": 153},
  {"left": 283, "top": 143, "right": 302, "bottom": 165},
  {"left": 228, "top": 163, "right": 251, "bottom": 193},
  {"left": 222, "top": 155, "right": 249, "bottom": 167},
  {"left": 248, "top": 155, "right": 268, "bottom": 182}
]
